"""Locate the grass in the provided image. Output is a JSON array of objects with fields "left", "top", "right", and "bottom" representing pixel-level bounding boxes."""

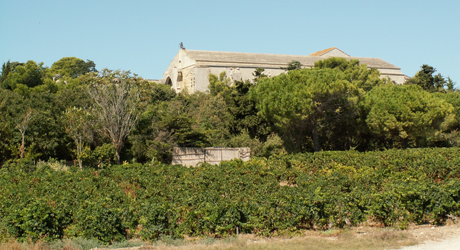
[
  {"left": 141, "top": 229, "right": 417, "bottom": 250},
  {"left": 0, "top": 228, "right": 419, "bottom": 250}
]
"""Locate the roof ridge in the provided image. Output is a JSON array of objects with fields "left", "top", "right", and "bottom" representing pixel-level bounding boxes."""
[
  {"left": 309, "top": 47, "right": 337, "bottom": 56},
  {"left": 179, "top": 50, "right": 400, "bottom": 69},
  {"left": 184, "top": 49, "right": 307, "bottom": 57}
]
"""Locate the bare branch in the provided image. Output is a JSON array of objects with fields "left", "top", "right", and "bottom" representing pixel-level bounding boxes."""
[
  {"left": 87, "top": 69, "right": 140, "bottom": 164},
  {"left": 17, "top": 109, "right": 36, "bottom": 158}
]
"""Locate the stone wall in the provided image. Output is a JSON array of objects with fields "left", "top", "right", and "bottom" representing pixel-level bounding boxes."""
[{"left": 172, "top": 147, "right": 250, "bottom": 167}]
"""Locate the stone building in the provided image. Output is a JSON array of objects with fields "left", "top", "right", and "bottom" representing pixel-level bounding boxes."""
[{"left": 162, "top": 47, "right": 408, "bottom": 93}]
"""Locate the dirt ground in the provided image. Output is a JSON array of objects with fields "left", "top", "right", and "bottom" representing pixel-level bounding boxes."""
[
  {"left": 397, "top": 222, "right": 460, "bottom": 250},
  {"left": 100, "top": 222, "right": 460, "bottom": 250}
]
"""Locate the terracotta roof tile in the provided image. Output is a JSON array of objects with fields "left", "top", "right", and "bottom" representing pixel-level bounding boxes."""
[{"left": 309, "top": 47, "right": 337, "bottom": 56}]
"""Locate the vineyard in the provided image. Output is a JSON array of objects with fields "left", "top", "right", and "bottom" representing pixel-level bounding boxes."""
[{"left": 1, "top": 147, "right": 460, "bottom": 243}]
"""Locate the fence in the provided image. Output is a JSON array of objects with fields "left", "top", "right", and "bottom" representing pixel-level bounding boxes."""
[{"left": 172, "top": 147, "right": 250, "bottom": 167}]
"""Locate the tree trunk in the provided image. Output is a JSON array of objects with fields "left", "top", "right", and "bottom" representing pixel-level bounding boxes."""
[
  {"left": 402, "top": 138, "right": 408, "bottom": 149},
  {"left": 75, "top": 136, "right": 83, "bottom": 170},
  {"left": 20, "top": 133, "right": 25, "bottom": 158},
  {"left": 312, "top": 119, "right": 320, "bottom": 152},
  {"left": 114, "top": 142, "right": 121, "bottom": 165},
  {"left": 115, "top": 150, "right": 121, "bottom": 165}
]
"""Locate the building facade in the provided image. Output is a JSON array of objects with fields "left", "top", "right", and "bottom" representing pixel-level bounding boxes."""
[{"left": 162, "top": 47, "right": 408, "bottom": 93}]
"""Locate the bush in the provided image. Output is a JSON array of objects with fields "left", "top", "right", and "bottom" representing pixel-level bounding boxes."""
[{"left": 1, "top": 147, "right": 460, "bottom": 242}]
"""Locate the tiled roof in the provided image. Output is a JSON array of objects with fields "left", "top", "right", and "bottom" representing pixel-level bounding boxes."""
[
  {"left": 183, "top": 50, "right": 400, "bottom": 70},
  {"left": 309, "top": 47, "right": 337, "bottom": 56}
]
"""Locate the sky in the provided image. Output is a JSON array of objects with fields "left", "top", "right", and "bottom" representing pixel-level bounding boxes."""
[{"left": 1, "top": 0, "right": 459, "bottom": 84}]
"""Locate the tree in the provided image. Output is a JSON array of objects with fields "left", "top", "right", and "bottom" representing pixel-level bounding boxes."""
[
  {"left": 0, "top": 60, "right": 20, "bottom": 89},
  {"left": 208, "top": 72, "right": 231, "bottom": 95},
  {"left": 281, "top": 60, "right": 302, "bottom": 71},
  {"left": 405, "top": 64, "right": 446, "bottom": 92},
  {"left": 250, "top": 68, "right": 362, "bottom": 152},
  {"left": 27, "top": 91, "right": 70, "bottom": 160},
  {"left": 0, "top": 89, "right": 67, "bottom": 162},
  {"left": 0, "top": 89, "right": 25, "bottom": 160},
  {"left": 86, "top": 69, "right": 141, "bottom": 164},
  {"left": 219, "top": 80, "right": 270, "bottom": 140},
  {"left": 17, "top": 109, "right": 36, "bottom": 158},
  {"left": 314, "top": 57, "right": 357, "bottom": 71},
  {"left": 1, "top": 60, "right": 46, "bottom": 90},
  {"left": 315, "top": 57, "right": 383, "bottom": 92},
  {"left": 129, "top": 93, "right": 210, "bottom": 163},
  {"left": 63, "top": 107, "right": 94, "bottom": 169},
  {"left": 252, "top": 68, "right": 267, "bottom": 83},
  {"left": 362, "top": 84, "right": 455, "bottom": 148},
  {"left": 446, "top": 77, "right": 456, "bottom": 91},
  {"left": 50, "top": 57, "right": 97, "bottom": 79}
]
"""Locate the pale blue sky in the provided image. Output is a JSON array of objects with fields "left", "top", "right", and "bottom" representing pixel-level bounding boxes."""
[{"left": 1, "top": 0, "right": 459, "bottom": 84}]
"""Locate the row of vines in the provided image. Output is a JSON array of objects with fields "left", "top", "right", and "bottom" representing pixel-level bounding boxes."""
[{"left": 1, "top": 148, "right": 460, "bottom": 243}]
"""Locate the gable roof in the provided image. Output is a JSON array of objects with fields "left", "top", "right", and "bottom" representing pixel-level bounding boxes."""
[
  {"left": 182, "top": 50, "right": 400, "bottom": 70},
  {"left": 309, "top": 47, "right": 351, "bottom": 57},
  {"left": 310, "top": 47, "right": 337, "bottom": 56}
]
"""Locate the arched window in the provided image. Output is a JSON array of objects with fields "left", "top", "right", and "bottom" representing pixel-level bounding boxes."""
[{"left": 165, "top": 77, "right": 172, "bottom": 86}]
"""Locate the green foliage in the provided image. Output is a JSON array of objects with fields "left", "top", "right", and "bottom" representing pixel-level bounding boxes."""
[
  {"left": 0, "top": 60, "right": 46, "bottom": 90},
  {"left": 446, "top": 76, "right": 456, "bottom": 91},
  {"left": 314, "top": 57, "right": 383, "bottom": 91},
  {"left": 260, "top": 133, "right": 286, "bottom": 157},
  {"left": 405, "top": 64, "right": 447, "bottom": 92},
  {"left": 314, "top": 57, "right": 359, "bottom": 71},
  {"left": 208, "top": 72, "right": 231, "bottom": 96},
  {"left": 142, "top": 82, "right": 177, "bottom": 104},
  {"left": 0, "top": 89, "right": 70, "bottom": 162},
  {"left": 252, "top": 68, "right": 267, "bottom": 83},
  {"left": 281, "top": 60, "right": 302, "bottom": 71},
  {"left": 85, "top": 69, "right": 142, "bottom": 164},
  {"left": 0, "top": 60, "right": 20, "bottom": 89},
  {"left": 225, "top": 130, "right": 264, "bottom": 156},
  {"left": 1, "top": 148, "right": 460, "bottom": 243},
  {"left": 434, "top": 91, "right": 460, "bottom": 128},
  {"left": 2, "top": 158, "right": 36, "bottom": 173},
  {"left": 129, "top": 93, "right": 211, "bottom": 163},
  {"left": 235, "top": 81, "right": 269, "bottom": 134},
  {"left": 79, "top": 143, "right": 116, "bottom": 168},
  {"left": 250, "top": 67, "right": 363, "bottom": 152},
  {"left": 63, "top": 107, "right": 95, "bottom": 169},
  {"left": 49, "top": 57, "right": 97, "bottom": 79},
  {"left": 362, "top": 84, "right": 456, "bottom": 148}
]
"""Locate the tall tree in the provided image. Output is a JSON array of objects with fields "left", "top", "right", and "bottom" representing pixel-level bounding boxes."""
[
  {"left": 0, "top": 89, "right": 25, "bottom": 160},
  {"left": 208, "top": 72, "right": 231, "bottom": 95},
  {"left": 50, "top": 57, "right": 97, "bottom": 79},
  {"left": 63, "top": 107, "right": 94, "bottom": 169},
  {"left": 85, "top": 69, "right": 141, "bottom": 164},
  {"left": 315, "top": 57, "right": 383, "bottom": 91},
  {"left": 17, "top": 109, "right": 36, "bottom": 158},
  {"left": 446, "top": 76, "right": 456, "bottom": 91},
  {"left": 362, "top": 84, "right": 455, "bottom": 148},
  {"left": 250, "top": 68, "right": 362, "bottom": 152},
  {"left": 1, "top": 61, "right": 45, "bottom": 90},
  {"left": 0, "top": 60, "right": 18, "bottom": 89},
  {"left": 405, "top": 64, "right": 446, "bottom": 92}
]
